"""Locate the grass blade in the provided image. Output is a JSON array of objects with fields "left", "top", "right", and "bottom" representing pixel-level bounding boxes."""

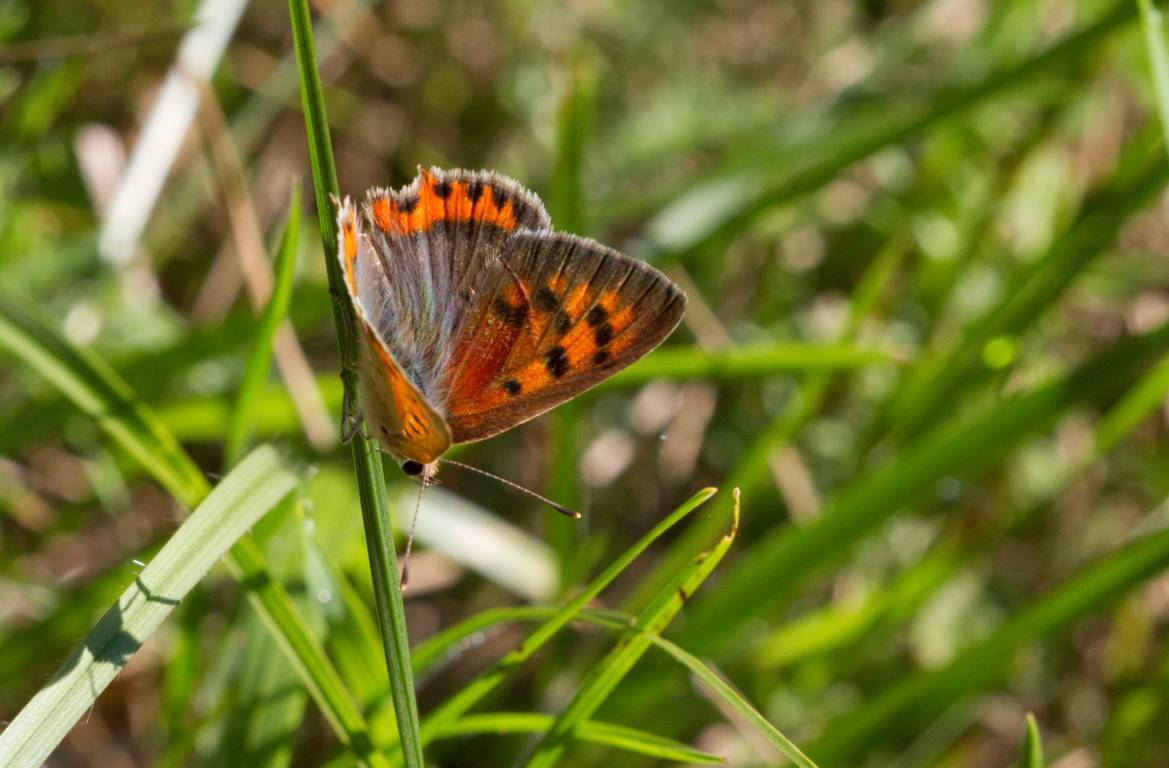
[
  {"left": 286, "top": 0, "right": 424, "bottom": 764},
  {"left": 414, "top": 487, "right": 718, "bottom": 752},
  {"left": 0, "top": 291, "right": 387, "bottom": 767},
  {"left": 1139, "top": 0, "right": 1169, "bottom": 147},
  {"left": 414, "top": 601, "right": 813, "bottom": 766},
  {"left": 525, "top": 491, "right": 741, "bottom": 768},
  {"left": 1018, "top": 713, "right": 1044, "bottom": 768},
  {"left": 603, "top": 342, "right": 897, "bottom": 387},
  {"left": 435, "top": 713, "right": 721, "bottom": 765},
  {"left": 0, "top": 446, "right": 296, "bottom": 767},
  {"left": 224, "top": 184, "right": 301, "bottom": 467}
]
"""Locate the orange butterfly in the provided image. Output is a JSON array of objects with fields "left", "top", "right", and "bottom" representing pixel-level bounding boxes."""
[{"left": 337, "top": 167, "right": 686, "bottom": 489}]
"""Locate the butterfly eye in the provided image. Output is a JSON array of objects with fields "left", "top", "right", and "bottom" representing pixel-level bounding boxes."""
[{"left": 401, "top": 460, "right": 424, "bottom": 476}]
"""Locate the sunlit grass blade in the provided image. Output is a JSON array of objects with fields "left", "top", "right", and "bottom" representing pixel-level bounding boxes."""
[
  {"left": 413, "top": 598, "right": 814, "bottom": 766},
  {"left": 1139, "top": 0, "right": 1169, "bottom": 147},
  {"left": 0, "top": 446, "right": 296, "bottom": 767},
  {"left": 224, "top": 184, "right": 301, "bottom": 467},
  {"left": 434, "top": 713, "right": 721, "bottom": 765},
  {"left": 287, "top": 0, "right": 423, "bottom": 764},
  {"left": 1097, "top": 353, "right": 1169, "bottom": 451},
  {"left": 413, "top": 487, "right": 717, "bottom": 755},
  {"left": 1018, "top": 713, "right": 1044, "bottom": 768},
  {"left": 603, "top": 342, "right": 898, "bottom": 387},
  {"left": 678, "top": 320, "right": 1169, "bottom": 655},
  {"left": 640, "top": 627, "right": 814, "bottom": 768},
  {"left": 810, "top": 518, "right": 1169, "bottom": 764},
  {"left": 411, "top": 606, "right": 623, "bottom": 678},
  {"left": 525, "top": 491, "right": 741, "bottom": 768},
  {"left": 0, "top": 290, "right": 387, "bottom": 767}
]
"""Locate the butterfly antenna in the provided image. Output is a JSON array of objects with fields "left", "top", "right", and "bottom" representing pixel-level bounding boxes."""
[
  {"left": 399, "top": 479, "right": 425, "bottom": 591},
  {"left": 438, "top": 457, "right": 581, "bottom": 519}
]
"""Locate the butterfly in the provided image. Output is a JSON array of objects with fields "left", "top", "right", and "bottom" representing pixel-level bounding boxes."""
[{"left": 336, "top": 167, "right": 686, "bottom": 487}]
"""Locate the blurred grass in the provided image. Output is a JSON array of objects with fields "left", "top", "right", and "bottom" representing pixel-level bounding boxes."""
[{"left": 6, "top": 0, "right": 1169, "bottom": 765}]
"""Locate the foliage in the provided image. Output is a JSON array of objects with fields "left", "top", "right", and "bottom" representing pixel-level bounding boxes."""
[{"left": 4, "top": 1, "right": 1169, "bottom": 766}]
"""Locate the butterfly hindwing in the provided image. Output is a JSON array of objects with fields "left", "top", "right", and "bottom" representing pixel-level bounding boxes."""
[
  {"left": 443, "top": 230, "right": 686, "bottom": 442},
  {"left": 337, "top": 199, "right": 451, "bottom": 463}
]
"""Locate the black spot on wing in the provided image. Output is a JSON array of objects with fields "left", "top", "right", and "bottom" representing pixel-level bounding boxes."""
[
  {"left": 492, "top": 186, "right": 510, "bottom": 209},
  {"left": 594, "top": 323, "right": 613, "bottom": 347},
  {"left": 586, "top": 305, "right": 609, "bottom": 327},
  {"left": 534, "top": 286, "right": 560, "bottom": 312},
  {"left": 492, "top": 297, "right": 527, "bottom": 325},
  {"left": 434, "top": 179, "right": 452, "bottom": 199},
  {"left": 398, "top": 194, "right": 419, "bottom": 214},
  {"left": 592, "top": 349, "right": 610, "bottom": 365},
  {"left": 466, "top": 180, "right": 484, "bottom": 203},
  {"left": 553, "top": 311, "right": 572, "bottom": 335},
  {"left": 545, "top": 345, "right": 569, "bottom": 378},
  {"left": 503, "top": 378, "right": 521, "bottom": 395}
]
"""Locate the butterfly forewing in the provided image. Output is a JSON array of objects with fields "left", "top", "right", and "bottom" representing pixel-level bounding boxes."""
[{"left": 443, "top": 230, "right": 686, "bottom": 442}]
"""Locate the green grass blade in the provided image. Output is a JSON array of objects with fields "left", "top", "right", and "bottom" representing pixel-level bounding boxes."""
[
  {"left": 435, "top": 713, "right": 721, "bottom": 765},
  {"left": 224, "top": 184, "right": 301, "bottom": 467},
  {"left": 287, "top": 0, "right": 424, "bottom": 763},
  {"left": 1139, "top": 0, "right": 1169, "bottom": 147},
  {"left": 603, "top": 342, "right": 897, "bottom": 387},
  {"left": 811, "top": 520, "right": 1169, "bottom": 763},
  {"left": 679, "top": 320, "right": 1169, "bottom": 655},
  {"left": 0, "top": 446, "right": 296, "bottom": 768},
  {"left": 1097, "top": 353, "right": 1169, "bottom": 452},
  {"left": 414, "top": 487, "right": 717, "bottom": 753},
  {"left": 411, "top": 606, "right": 588, "bottom": 677},
  {"left": 414, "top": 600, "right": 812, "bottom": 766},
  {"left": 549, "top": 59, "right": 595, "bottom": 234},
  {"left": 0, "top": 291, "right": 387, "bottom": 767},
  {"left": 525, "top": 491, "right": 741, "bottom": 768},
  {"left": 639, "top": 628, "right": 816, "bottom": 768},
  {"left": 1018, "top": 713, "right": 1044, "bottom": 768}
]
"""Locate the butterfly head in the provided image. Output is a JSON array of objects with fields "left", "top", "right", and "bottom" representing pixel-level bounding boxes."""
[{"left": 400, "top": 458, "right": 439, "bottom": 484}]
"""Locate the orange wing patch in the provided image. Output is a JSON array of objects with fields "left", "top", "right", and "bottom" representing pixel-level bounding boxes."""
[
  {"left": 365, "top": 328, "right": 451, "bottom": 463},
  {"left": 368, "top": 169, "right": 521, "bottom": 236},
  {"left": 458, "top": 291, "right": 635, "bottom": 414}
]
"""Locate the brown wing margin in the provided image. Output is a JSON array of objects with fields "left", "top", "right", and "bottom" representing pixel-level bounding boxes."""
[{"left": 442, "top": 230, "right": 686, "bottom": 443}]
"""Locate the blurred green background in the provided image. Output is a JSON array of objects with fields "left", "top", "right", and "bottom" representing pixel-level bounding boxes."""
[{"left": 5, "top": 0, "right": 1169, "bottom": 765}]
